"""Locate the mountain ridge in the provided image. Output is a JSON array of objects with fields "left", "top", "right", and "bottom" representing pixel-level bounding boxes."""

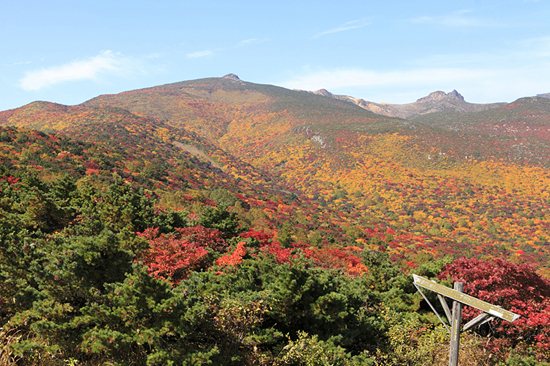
[{"left": 295, "top": 87, "right": 507, "bottom": 119}]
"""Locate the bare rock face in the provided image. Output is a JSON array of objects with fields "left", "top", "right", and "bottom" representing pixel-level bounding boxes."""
[
  {"left": 293, "top": 88, "right": 333, "bottom": 97},
  {"left": 417, "top": 91, "right": 447, "bottom": 102},
  {"left": 537, "top": 93, "right": 550, "bottom": 99},
  {"left": 222, "top": 74, "right": 244, "bottom": 84},
  {"left": 448, "top": 89, "right": 465, "bottom": 100},
  {"left": 223, "top": 73, "right": 241, "bottom": 80},
  {"left": 417, "top": 90, "right": 464, "bottom": 103},
  {"left": 296, "top": 87, "right": 503, "bottom": 119},
  {"left": 312, "top": 89, "right": 333, "bottom": 97}
]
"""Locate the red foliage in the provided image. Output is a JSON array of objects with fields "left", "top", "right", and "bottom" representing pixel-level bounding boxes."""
[
  {"left": 262, "top": 241, "right": 293, "bottom": 264},
  {"left": 240, "top": 229, "right": 273, "bottom": 247},
  {"left": 293, "top": 245, "right": 368, "bottom": 276},
  {"left": 0, "top": 176, "right": 20, "bottom": 185},
  {"left": 215, "top": 241, "right": 247, "bottom": 267},
  {"left": 438, "top": 257, "right": 550, "bottom": 350},
  {"left": 239, "top": 229, "right": 293, "bottom": 263},
  {"left": 138, "top": 225, "right": 226, "bottom": 285},
  {"left": 237, "top": 229, "right": 368, "bottom": 275}
]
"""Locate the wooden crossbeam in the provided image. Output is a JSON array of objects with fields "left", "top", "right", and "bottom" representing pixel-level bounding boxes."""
[{"left": 413, "top": 274, "right": 520, "bottom": 322}]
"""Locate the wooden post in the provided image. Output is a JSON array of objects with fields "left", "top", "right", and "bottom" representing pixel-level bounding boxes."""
[
  {"left": 449, "top": 282, "right": 463, "bottom": 366},
  {"left": 413, "top": 275, "right": 520, "bottom": 366}
]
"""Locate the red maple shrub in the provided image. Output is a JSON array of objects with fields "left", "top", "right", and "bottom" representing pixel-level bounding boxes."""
[
  {"left": 215, "top": 241, "right": 247, "bottom": 267},
  {"left": 138, "top": 225, "right": 226, "bottom": 285},
  {"left": 238, "top": 229, "right": 368, "bottom": 275},
  {"left": 438, "top": 257, "right": 550, "bottom": 355}
]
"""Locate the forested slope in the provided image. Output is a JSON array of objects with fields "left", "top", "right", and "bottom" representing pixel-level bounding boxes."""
[
  {"left": 75, "top": 77, "right": 550, "bottom": 271},
  {"left": 1, "top": 77, "right": 550, "bottom": 364}
]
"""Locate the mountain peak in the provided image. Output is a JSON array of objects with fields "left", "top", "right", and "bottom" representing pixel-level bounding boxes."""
[
  {"left": 222, "top": 73, "right": 241, "bottom": 81},
  {"left": 418, "top": 90, "right": 464, "bottom": 103},
  {"left": 292, "top": 88, "right": 334, "bottom": 97},
  {"left": 313, "top": 89, "right": 333, "bottom": 97},
  {"left": 295, "top": 87, "right": 502, "bottom": 119},
  {"left": 448, "top": 89, "right": 464, "bottom": 100}
]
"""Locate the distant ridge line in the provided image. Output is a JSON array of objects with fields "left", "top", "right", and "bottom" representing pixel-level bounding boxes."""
[{"left": 295, "top": 88, "right": 506, "bottom": 119}]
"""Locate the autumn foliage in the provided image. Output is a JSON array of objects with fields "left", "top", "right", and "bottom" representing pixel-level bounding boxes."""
[
  {"left": 215, "top": 241, "right": 247, "bottom": 267},
  {"left": 439, "top": 257, "right": 550, "bottom": 357},
  {"left": 2, "top": 77, "right": 550, "bottom": 364},
  {"left": 139, "top": 225, "right": 226, "bottom": 284}
]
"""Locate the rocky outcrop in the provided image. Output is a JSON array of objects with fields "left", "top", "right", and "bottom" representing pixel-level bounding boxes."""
[
  {"left": 296, "top": 88, "right": 505, "bottom": 120},
  {"left": 293, "top": 88, "right": 333, "bottom": 97},
  {"left": 222, "top": 73, "right": 245, "bottom": 84},
  {"left": 416, "top": 90, "right": 464, "bottom": 103}
]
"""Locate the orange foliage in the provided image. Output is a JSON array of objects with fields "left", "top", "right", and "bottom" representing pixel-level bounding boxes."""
[{"left": 215, "top": 241, "right": 247, "bottom": 267}]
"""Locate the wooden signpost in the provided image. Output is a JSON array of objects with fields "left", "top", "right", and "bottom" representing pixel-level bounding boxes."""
[{"left": 412, "top": 274, "right": 520, "bottom": 366}]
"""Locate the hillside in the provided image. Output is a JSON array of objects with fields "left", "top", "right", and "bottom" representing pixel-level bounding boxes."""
[
  {"left": 64, "top": 75, "right": 550, "bottom": 270},
  {"left": 0, "top": 101, "right": 361, "bottom": 248},
  {"left": 3, "top": 76, "right": 550, "bottom": 270},
  {"left": 2, "top": 76, "right": 550, "bottom": 364},
  {"left": 411, "top": 96, "right": 550, "bottom": 165},
  {"left": 82, "top": 74, "right": 387, "bottom": 142}
]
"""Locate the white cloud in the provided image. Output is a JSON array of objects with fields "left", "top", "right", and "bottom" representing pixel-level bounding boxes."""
[
  {"left": 186, "top": 50, "right": 213, "bottom": 59},
  {"left": 408, "top": 36, "right": 550, "bottom": 69},
  {"left": 313, "top": 18, "right": 370, "bottom": 38},
  {"left": 280, "top": 67, "right": 489, "bottom": 90},
  {"left": 236, "top": 38, "right": 268, "bottom": 47},
  {"left": 237, "top": 38, "right": 258, "bottom": 47},
  {"left": 279, "top": 64, "right": 550, "bottom": 104},
  {"left": 409, "top": 9, "right": 506, "bottom": 28},
  {"left": 280, "top": 36, "right": 550, "bottom": 104},
  {"left": 6, "top": 60, "right": 32, "bottom": 67},
  {"left": 19, "top": 51, "right": 126, "bottom": 91}
]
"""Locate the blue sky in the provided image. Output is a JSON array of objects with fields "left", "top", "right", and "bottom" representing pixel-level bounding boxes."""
[{"left": 2, "top": 0, "right": 550, "bottom": 111}]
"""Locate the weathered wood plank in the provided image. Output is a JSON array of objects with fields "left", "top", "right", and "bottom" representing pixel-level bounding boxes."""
[{"left": 413, "top": 274, "right": 520, "bottom": 322}]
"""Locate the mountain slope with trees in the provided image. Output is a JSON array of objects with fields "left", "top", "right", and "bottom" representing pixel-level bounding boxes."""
[
  {"left": 73, "top": 76, "right": 550, "bottom": 270},
  {"left": 1, "top": 76, "right": 550, "bottom": 364}
]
